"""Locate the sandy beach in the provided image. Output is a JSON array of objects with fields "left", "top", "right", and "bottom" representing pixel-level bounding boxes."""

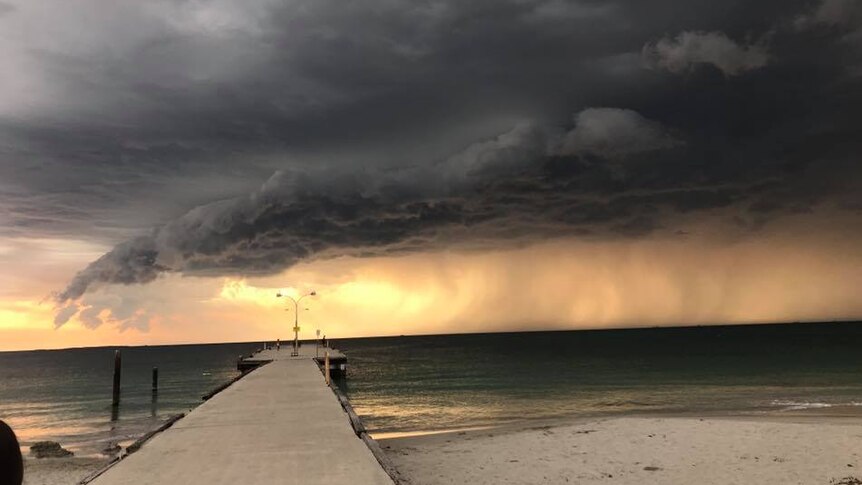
[
  {"left": 382, "top": 416, "right": 862, "bottom": 485},
  {"left": 22, "top": 457, "right": 109, "bottom": 485}
]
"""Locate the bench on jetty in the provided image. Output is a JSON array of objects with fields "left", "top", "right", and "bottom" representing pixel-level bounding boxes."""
[{"left": 88, "top": 346, "right": 394, "bottom": 485}]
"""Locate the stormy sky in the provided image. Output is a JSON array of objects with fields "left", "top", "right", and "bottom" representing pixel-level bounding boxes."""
[{"left": 1, "top": 0, "right": 860, "bottom": 344}]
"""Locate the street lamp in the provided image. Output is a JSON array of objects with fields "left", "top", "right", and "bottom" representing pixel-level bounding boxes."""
[{"left": 276, "top": 290, "right": 316, "bottom": 357}]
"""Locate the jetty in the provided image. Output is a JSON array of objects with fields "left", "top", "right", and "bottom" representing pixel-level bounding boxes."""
[
  {"left": 87, "top": 345, "right": 394, "bottom": 485},
  {"left": 238, "top": 344, "right": 348, "bottom": 376}
]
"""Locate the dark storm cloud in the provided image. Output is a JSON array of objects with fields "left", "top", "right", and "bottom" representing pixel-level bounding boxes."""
[
  {"left": 53, "top": 122, "right": 556, "bottom": 304},
  {"left": 794, "top": 0, "right": 862, "bottom": 30},
  {"left": 0, "top": 0, "right": 857, "bottom": 314}
]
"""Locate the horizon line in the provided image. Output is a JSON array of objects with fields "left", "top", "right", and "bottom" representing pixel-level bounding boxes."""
[{"left": 2, "top": 318, "right": 860, "bottom": 354}]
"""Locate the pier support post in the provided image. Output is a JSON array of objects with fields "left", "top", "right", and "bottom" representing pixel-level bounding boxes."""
[
  {"left": 152, "top": 367, "right": 159, "bottom": 393},
  {"left": 325, "top": 351, "right": 331, "bottom": 385},
  {"left": 112, "top": 350, "right": 122, "bottom": 407}
]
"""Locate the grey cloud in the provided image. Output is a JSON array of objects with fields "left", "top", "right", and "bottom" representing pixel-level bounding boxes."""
[
  {"left": 0, "top": 0, "right": 854, "bottom": 326},
  {"left": 0, "top": 0, "right": 655, "bottom": 241},
  {"left": 77, "top": 305, "right": 104, "bottom": 329},
  {"left": 524, "top": 0, "right": 616, "bottom": 22},
  {"left": 611, "top": 215, "right": 661, "bottom": 237},
  {"left": 53, "top": 304, "right": 79, "bottom": 327},
  {"left": 559, "top": 108, "right": 682, "bottom": 158},
  {"left": 52, "top": 122, "right": 560, "bottom": 307},
  {"left": 794, "top": 0, "right": 862, "bottom": 29},
  {"left": 55, "top": 236, "right": 166, "bottom": 303},
  {"left": 793, "top": 0, "right": 862, "bottom": 61},
  {"left": 53, "top": 103, "right": 855, "bottom": 320},
  {"left": 48, "top": 101, "right": 717, "bottom": 307},
  {"left": 50, "top": 113, "right": 692, "bottom": 311},
  {"left": 0, "top": 2, "right": 15, "bottom": 16},
  {"left": 642, "top": 31, "right": 770, "bottom": 76},
  {"left": 63, "top": 293, "right": 152, "bottom": 330}
]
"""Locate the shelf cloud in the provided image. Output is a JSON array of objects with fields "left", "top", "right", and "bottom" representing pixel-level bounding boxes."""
[
  {"left": 0, "top": 0, "right": 856, "bottom": 330},
  {"left": 54, "top": 111, "right": 687, "bottom": 313}
]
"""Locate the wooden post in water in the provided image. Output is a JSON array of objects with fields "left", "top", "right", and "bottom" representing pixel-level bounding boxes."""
[
  {"left": 324, "top": 351, "right": 331, "bottom": 385},
  {"left": 112, "top": 350, "right": 122, "bottom": 406},
  {"left": 152, "top": 367, "right": 159, "bottom": 393}
]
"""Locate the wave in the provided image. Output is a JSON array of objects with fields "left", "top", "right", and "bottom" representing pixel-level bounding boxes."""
[{"left": 771, "top": 400, "right": 862, "bottom": 411}]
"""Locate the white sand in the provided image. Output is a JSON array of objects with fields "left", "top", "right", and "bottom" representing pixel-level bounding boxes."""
[
  {"left": 23, "top": 457, "right": 109, "bottom": 485},
  {"left": 382, "top": 416, "right": 862, "bottom": 484}
]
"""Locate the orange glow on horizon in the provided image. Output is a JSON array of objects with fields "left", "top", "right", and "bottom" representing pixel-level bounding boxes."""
[{"left": 1, "top": 218, "right": 861, "bottom": 352}]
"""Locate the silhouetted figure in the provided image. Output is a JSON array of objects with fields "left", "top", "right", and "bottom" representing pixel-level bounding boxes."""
[
  {"left": 0, "top": 420, "right": 23, "bottom": 485},
  {"left": 322, "top": 335, "right": 327, "bottom": 348}
]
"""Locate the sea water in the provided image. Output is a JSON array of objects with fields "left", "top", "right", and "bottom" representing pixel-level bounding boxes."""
[
  {"left": 0, "top": 342, "right": 260, "bottom": 456},
  {"left": 1, "top": 322, "right": 861, "bottom": 455},
  {"left": 343, "top": 323, "right": 862, "bottom": 437}
]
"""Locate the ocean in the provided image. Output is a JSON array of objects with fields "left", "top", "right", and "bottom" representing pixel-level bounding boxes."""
[{"left": 2, "top": 322, "right": 861, "bottom": 456}]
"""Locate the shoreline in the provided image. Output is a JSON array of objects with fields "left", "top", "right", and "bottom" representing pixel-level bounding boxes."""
[
  {"left": 370, "top": 404, "right": 862, "bottom": 441},
  {"left": 380, "top": 413, "right": 862, "bottom": 485},
  {"left": 15, "top": 402, "right": 862, "bottom": 485}
]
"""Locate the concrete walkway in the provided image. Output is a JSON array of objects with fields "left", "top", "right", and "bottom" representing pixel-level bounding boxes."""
[{"left": 91, "top": 349, "right": 393, "bottom": 485}]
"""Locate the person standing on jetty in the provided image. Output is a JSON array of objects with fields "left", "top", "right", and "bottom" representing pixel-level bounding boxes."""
[{"left": 0, "top": 420, "right": 23, "bottom": 485}]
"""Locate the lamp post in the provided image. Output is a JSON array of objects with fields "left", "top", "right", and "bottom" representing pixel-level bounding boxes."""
[{"left": 276, "top": 290, "right": 316, "bottom": 357}]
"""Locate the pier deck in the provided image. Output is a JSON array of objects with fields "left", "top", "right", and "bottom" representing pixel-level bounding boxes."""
[
  {"left": 239, "top": 345, "right": 347, "bottom": 374},
  {"left": 90, "top": 347, "right": 392, "bottom": 485}
]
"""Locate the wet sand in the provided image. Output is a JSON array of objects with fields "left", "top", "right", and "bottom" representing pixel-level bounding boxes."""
[
  {"left": 381, "top": 415, "right": 862, "bottom": 484},
  {"left": 23, "top": 457, "right": 109, "bottom": 485}
]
